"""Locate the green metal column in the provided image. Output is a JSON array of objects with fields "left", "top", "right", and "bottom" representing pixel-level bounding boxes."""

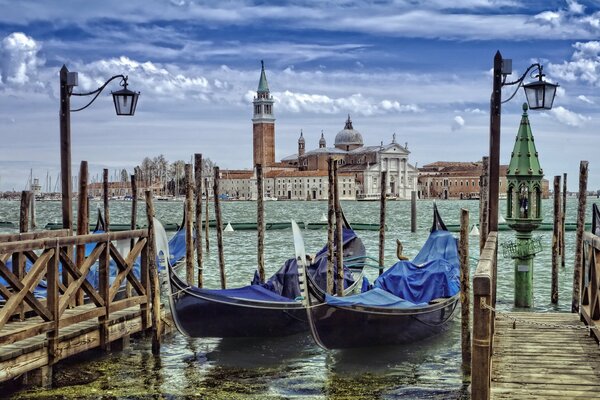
[{"left": 514, "top": 232, "right": 534, "bottom": 307}]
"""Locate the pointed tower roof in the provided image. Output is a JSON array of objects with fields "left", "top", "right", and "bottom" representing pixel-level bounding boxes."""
[
  {"left": 507, "top": 103, "right": 543, "bottom": 178},
  {"left": 298, "top": 129, "right": 305, "bottom": 143},
  {"left": 344, "top": 114, "right": 353, "bottom": 129},
  {"left": 257, "top": 60, "right": 269, "bottom": 93},
  {"left": 319, "top": 130, "right": 326, "bottom": 147}
]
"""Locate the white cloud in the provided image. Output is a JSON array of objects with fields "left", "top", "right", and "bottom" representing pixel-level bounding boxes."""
[
  {"left": 548, "top": 41, "right": 600, "bottom": 85},
  {"left": 451, "top": 115, "right": 465, "bottom": 131},
  {"left": 0, "top": 32, "right": 43, "bottom": 86},
  {"left": 578, "top": 94, "right": 594, "bottom": 104},
  {"left": 550, "top": 106, "right": 590, "bottom": 126},
  {"left": 567, "top": 0, "right": 585, "bottom": 15}
]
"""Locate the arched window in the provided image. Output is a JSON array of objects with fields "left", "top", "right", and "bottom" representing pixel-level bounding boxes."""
[
  {"left": 534, "top": 184, "right": 542, "bottom": 218},
  {"left": 507, "top": 184, "right": 514, "bottom": 218}
]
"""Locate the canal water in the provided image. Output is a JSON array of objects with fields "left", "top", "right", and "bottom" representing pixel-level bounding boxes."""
[{"left": 0, "top": 197, "right": 593, "bottom": 399}]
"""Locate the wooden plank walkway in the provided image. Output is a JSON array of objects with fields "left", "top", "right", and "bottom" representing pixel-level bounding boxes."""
[{"left": 491, "top": 312, "right": 600, "bottom": 399}]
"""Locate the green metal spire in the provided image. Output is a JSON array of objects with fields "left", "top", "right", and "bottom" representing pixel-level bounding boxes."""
[
  {"left": 257, "top": 60, "right": 269, "bottom": 93},
  {"left": 507, "top": 103, "right": 543, "bottom": 178}
]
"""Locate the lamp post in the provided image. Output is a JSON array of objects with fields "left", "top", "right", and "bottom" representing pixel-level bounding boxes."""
[
  {"left": 487, "top": 51, "right": 558, "bottom": 236},
  {"left": 59, "top": 65, "right": 139, "bottom": 231}
]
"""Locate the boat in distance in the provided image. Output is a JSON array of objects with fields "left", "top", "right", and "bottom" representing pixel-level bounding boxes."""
[{"left": 297, "top": 203, "right": 460, "bottom": 349}]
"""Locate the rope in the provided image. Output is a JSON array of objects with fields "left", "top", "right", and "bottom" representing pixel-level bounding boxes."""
[{"left": 480, "top": 298, "right": 598, "bottom": 331}]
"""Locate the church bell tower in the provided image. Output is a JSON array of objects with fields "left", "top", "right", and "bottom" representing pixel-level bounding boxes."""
[{"left": 252, "top": 61, "right": 275, "bottom": 168}]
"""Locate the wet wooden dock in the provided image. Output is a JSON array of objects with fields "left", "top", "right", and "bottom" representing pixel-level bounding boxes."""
[{"left": 491, "top": 312, "right": 600, "bottom": 399}]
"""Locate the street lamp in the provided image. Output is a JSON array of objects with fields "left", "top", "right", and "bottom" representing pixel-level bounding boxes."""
[
  {"left": 60, "top": 65, "right": 140, "bottom": 231},
  {"left": 487, "top": 51, "right": 558, "bottom": 235}
]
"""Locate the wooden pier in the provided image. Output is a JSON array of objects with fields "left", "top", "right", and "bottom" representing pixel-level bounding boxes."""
[
  {"left": 471, "top": 230, "right": 600, "bottom": 399},
  {"left": 0, "top": 227, "right": 161, "bottom": 387}
]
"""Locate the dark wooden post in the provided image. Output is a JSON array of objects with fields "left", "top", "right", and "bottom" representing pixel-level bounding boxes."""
[
  {"left": 194, "top": 154, "right": 204, "bottom": 287},
  {"left": 379, "top": 171, "right": 387, "bottom": 276},
  {"left": 99, "top": 236, "right": 110, "bottom": 351},
  {"left": 145, "top": 190, "right": 161, "bottom": 354},
  {"left": 561, "top": 173, "right": 567, "bottom": 268},
  {"left": 214, "top": 167, "right": 226, "bottom": 289},
  {"left": 552, "top": 175, "right": 561, "bottom": 304},
  {"left": 13, "top": 191, "right": 31, "bottom": 319},
  {"left": 46, "top": 243, "right": 59, "bottom": 386},
  {"left": 60, "top": 65, "right": 73, "bottom": 233},
  {"left": 460, "top": 208, "right": 471, "bottom": 374},
  {"left": 334, "top": 161, "right": 343, "bottom": 296},
  {"left": 479, "top": 156, "right": 489, "bottom": 252},
  {"left": 103, "top": 168, "right": 110, "bottom": 231},
  {"left": 204, "top": 177, "right": 210, "bottom": 254},
  {"left": 185, "top": 164, "right": 194, "bottom": 284},
  {"left": 76, "top": 161, "right": 89, "bottom": 305},
  {"left": 572, "top": 161, "right": 589, "bottom": 313},
  {"left": 327, "top": 158, "right": 335, "bottom": 295},
  {"left": 487, "top": 51, "right": 503, "bottom": 235},
  {"left": 131, "top": 172, "right": 138, "bottom": 247},
  {"left": 411, "top": 190, "right": 417, "bottom": 232},
  {"left": 256, "top": 164, "right": 265, "bottom": 283}
]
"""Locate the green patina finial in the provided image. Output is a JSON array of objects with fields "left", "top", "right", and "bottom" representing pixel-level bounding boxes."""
[{"left": 522, "top": 103, "right": 528, "bottom": 112}]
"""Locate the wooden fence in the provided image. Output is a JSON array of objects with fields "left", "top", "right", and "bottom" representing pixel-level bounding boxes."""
[{"left": 580, "top": 231, "right": 600, "bottom": 340}]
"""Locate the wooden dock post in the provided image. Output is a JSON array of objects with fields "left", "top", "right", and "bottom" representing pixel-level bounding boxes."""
[
  {"left": 44, "top": 241, "right": 59, "bottom": 388},
  {"left": 194, "top": 154, "right": 204, "bottom": 287},
  {"left": 145, "top": 190, "right": 162, "bottom": 354},
  {"left": 379, "top": 171, "right": 387, "bottom": 276},
  {"left": 14, "top": 191, "right": 32, "bottom": 319},
  {"left": 99, "top": 232, "right": 111, "bottom": 351},
  {"left": 76, "top": 161, "right": 89, "bottom": 305},
  {"left": 213, "top": 167, "right": 226, "bottom": 289},
  {"left": 411, "top": 191, "right": 417, "bottom": 233},
  {"left": 327, "top": 158, "right": 335, "bottom": 295},
  {"left": 459, "top": 208, "right": 471, "bottom": 374},
  {"left": 479, "top": 156, "right": 489, "bottom": 252},
  {"left": 561, "top": 172, "right": 567, "bottom": 268},
  {"left": 572, "top": 161, "right": 589, "bottom": 313},
  {"left": 256, "top": 164, "right": 265, "bottom": 283},
  {"left": 333, "top": 161, "right": 343, "bottom": 296},
  {"left": 204, "top": 177, "right": 210, "bottom": 254},
  {"left": 552, "top": 175, "right": 561, "bottom": 304},
  {"left": 103, "top": 168, "right": 110, "bottom": 231},
  {"left": 185, "top": 163, "right": 194, "bottom": 284}
]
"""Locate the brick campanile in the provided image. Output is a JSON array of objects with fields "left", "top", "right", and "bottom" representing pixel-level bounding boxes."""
[{"left": 252, "top": 61, "right": 275, "bottom": 167}]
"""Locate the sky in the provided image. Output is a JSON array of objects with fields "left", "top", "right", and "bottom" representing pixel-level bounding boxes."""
[{"left": 0, "top": 0, "right": 599, "bottom": 191}]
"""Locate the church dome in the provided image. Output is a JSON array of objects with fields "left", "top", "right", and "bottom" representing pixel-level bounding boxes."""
[{"left": 334, "top": 115, "right": 363, "bottom": 150}]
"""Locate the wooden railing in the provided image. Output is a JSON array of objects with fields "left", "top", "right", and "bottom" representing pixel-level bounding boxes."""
[
  {"left": 0, "top": 228, "right": 150, "bottom": 356},
  {"left": 471, "top": 231, "right": 498, "bottom": 400},
  {"left": 580, "top": 231, "right": 600, "bottom": 339}
]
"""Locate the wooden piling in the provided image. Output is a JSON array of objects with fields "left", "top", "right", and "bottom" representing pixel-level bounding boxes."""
[
  {"left": 76, "top": 161, "right": 89, "bottom": 305},
  {"left": 256, "top": 164, "right": 265, "bottom": 283},
  {"left": 213, "top": 167, "right": 226, "bottom": 289},
  {"left": 459, "top": 208, "right": 471, "bottom": 374},
  {"left": 14, "top": 191, "right": 31, "bottom": 319},
  {"left": 145, "top": 190, "right": 161, "bottom": 354},
  {"left": 204, "top": 177, "right": 210, "bottom": 254},
  {"left": 561, "top": 172, "right": 567, "bottom": 268},
  {"left": 103, "top": 169, "right": 110, "bottom": 231},
  {"left": 333, "top": 161, "right": 344, "bottom": 296},
  {"left": 572, "top": 161, "right": 589, "bottom": 313},
  {"left": 552, "top": 175, "right": 560, "bottom": 304},
  {"left": 411, "top": 190, "right": 417, "bottom": 233},
  {"left": 30, "top": 193, "right": 36, "bottom": 230},
  {"left": 479, "top": 156, "right": 489, "bottom": 252},
  {"left": 327, "top": 158, "right": 335, "bottom": 295},
  {"left": 379, "top": 171, "right": 387, "bottom": 276},
  {"left": 194, "top": 153, "right": 204, "bottom": 287},
  {"left": 185, "top": 164, "right": 194, "bottom": 284},
  {"left": 130, "top": 172, "right": 138, "bottom": 250}
]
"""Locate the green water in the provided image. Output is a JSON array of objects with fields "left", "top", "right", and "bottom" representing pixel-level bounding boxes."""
[{"left": 0, "top": 197, "right": 593, "bottom": 399}]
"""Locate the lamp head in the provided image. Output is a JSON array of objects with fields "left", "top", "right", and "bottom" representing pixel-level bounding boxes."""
[
  {"left": 111, "top": 77, "right": 139, "bottom": 116},
  {"left": 523, "top": 67, "right": 558, "bottom": 110}
]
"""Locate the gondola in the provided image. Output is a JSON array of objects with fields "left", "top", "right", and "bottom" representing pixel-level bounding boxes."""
[
  {"left": 160, "top": 213, "right": 367, "bottom": 338},
  {"left": 297, "top": 203, "right": 460, "bottom": 349}
]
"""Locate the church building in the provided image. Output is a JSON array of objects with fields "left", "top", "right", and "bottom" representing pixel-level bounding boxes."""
[{"left": 219, "top": 62, "right": 419, "bottom": 200}]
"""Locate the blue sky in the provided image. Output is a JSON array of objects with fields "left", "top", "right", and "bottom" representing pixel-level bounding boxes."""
[{"left": 0, "top": 0, "right": 599, "bottom": 190}]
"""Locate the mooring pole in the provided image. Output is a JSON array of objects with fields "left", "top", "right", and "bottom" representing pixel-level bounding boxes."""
[
  {"left": 552, "top": 175, "right": 561, "bottom": 304},
  {"left": 213, "top": 167, "right": 226, "bottom": 289},
  {"left": 103, "top": 169, "right": 110, "bottom": 232},
  {"left": 411, "top": 190, "right": 417, "bottom": 233},
  {"left": 76, "top": 161, "right": 89, "bottom": 305},
  {"left": 144, "top": 190, "right": 161, "bottom": 354},
  {"left": 334, "top": 161, "right": 344, "bottom": 296},
  {"left": 459, "top": 208, "right": 471, "bottom": 374},
  {"left": 379, "top": 171, "right": 387, "bottom": 276},
  {"left": 204, "top": 177, "right": 210, "bottom": 254},
  {"left": 185, "top": 164, "right": 194, "bottom": 284},
  {"left": 60, "top": 65, "right": 73, "bottom": 233},
  {"left": 256, "top": 164, "right": 265, "bottom": 283},
  {"left": 327, "top": 158, "right": 335, "bottom": 295},
  {"left": 561, "top": 172, "right": 567, "bottom": 268},
  {"left": 15, "top": 191, "right": 31, "bottom": 319},
  {"left": 572, "top": 161, "right": 588, "bottom": 313},
  {"left": 194, "top": 154, "right": 204, "bottom": 287},
  {"left": 479, "top": 156, "right": 489, "bottom": 252}
]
